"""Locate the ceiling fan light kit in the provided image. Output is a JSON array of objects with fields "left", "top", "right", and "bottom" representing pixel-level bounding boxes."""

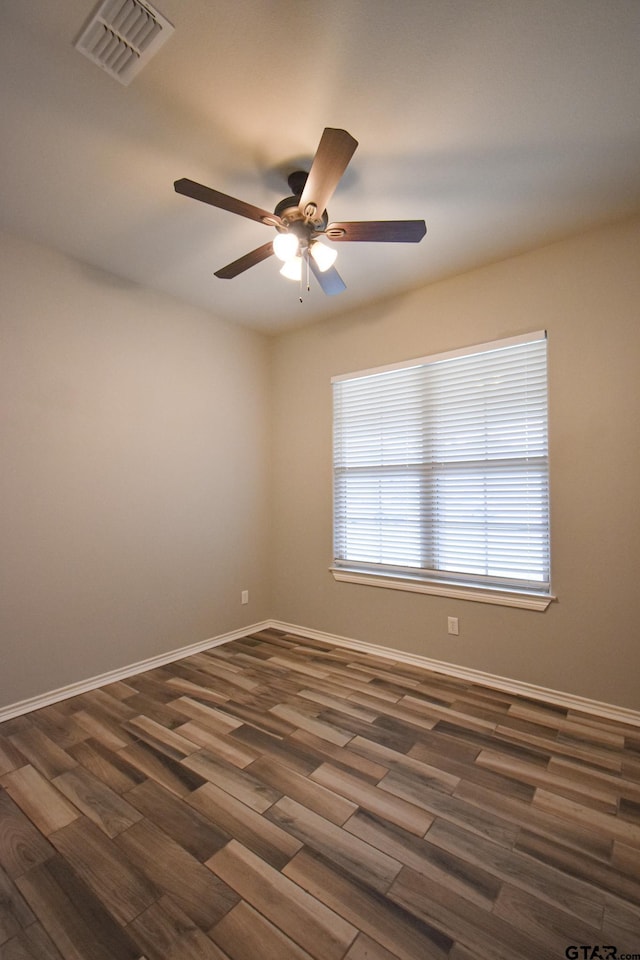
[
  {"left": 280, "top": 256, "right": 303, "bottom": 281},
  {"left": 273, "top": 232, "right": 299, "bottom": 262},
  {"left": 174, "top": 128, "right": 427, "bottom": 297}
]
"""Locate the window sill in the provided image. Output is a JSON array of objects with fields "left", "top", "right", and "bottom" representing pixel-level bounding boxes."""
[{"left": 330, "top": 567, "right": 555, "bottom": 611}]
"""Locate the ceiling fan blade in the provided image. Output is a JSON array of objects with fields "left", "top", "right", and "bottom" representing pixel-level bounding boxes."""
[
  {"left": 308, "top": 257, "right": 347, "bottom": 296},
  {"left": 299, "top": 128, "right": 358, "bottom": 220},
  {"left": 174, "top": 178, "right": 282, "bottom": 227},
  {"left": 325, "top": 220, "right": 427, "bottom": 242},
  {"left": 214, "top": 241, "right": 275, "bottom": 279}
]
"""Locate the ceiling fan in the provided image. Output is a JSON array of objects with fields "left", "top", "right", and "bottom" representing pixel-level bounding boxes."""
[{"left": 174, "top": 128, "right": 427, "bottom": 296}]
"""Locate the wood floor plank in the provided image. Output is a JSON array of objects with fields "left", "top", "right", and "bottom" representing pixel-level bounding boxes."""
[
  {"left": 406, "top": 730, "right": 482, "bottom": 765},
  {"left": 429, "top": 721, "right": 548, "bottom": 767},
  {"left": 296, "top": 687, "right": 381, "bottom": 723},
  {"left": 315, "top": 710, "right": 420, "bottom": 754},
  {"left": 124, "top": 778, "right": 230, "bottom": 861},
  {"left": 267, "top": 655, "right": 332, "bottom": 681},
  {"left": 452, "top": 778, "right": 614, "bottom": 860},
  {"left": 119, "top": 693, "right": 192, "bottom": 731},
  {"left": 269, "top": 703, "right": 353, "bottom": 746},
  {"left": 348, "top": 735, "right": 460, "bottom": 794},
  {"left": 206, "top": 840, "right": 357, "bottom": 960},
  {"left": 48, "top": 817, "right": 159, "bottom": 925},
  {"left": 492, "top": 882, "right": 604, "bottom": 954},
  {"left": 288, "top": 729, "right": 389, "bottom": 782},
  {"left": 602, "top": 895, "right": 640, "bottom": 950},
  {"left": 494, "top": 721, "right": 623, "bottom": 772},
  {"left": 188, "top": 781, "right": 303, "bottom": 869},
  {"left": 557, "top": 717, "right": 625, "bottom": 749},
  {"left": 400, "top": 698, "right": 498, "bottom": 735},
  {"left": 388, "top": 866, "right": 556, "bottom": 960},
  {"left": 165, "top": 678, "right": 230, "bottom": 706},
  {"left": 67, "top": 738, "right": 147, "bottom": 794},
  {"left": 504, "top": 700, "right": 568, "bottom": 728},
  {"left": 310, "top": 762, "right": 433, "bottom": 837},
  {"left": 115, "top": 818, "right": 239, "bottom": 929},
  {"left": 28, "top": 707, "right": 90, "bottom": 751},
  {"left": 0, "top": 790, "right": 55, "bottom": 880},
  {"left": 248, "top": 755, "right": 358, "bottom": 825},
  {"left": 0, "top": 934, "right": 38, "bottom": 960},
  {"left": 52, "top": 766, "right": 142, "bottom": 837},
  {"left": 74, "top": 688, "right": 138, "bottom": 723},
  {"left": 175, "top": 723, "right": 260, "bottom": 767},
  {"left": 15, "top": 854, "right": 144, "bottom": 960},
  {"left": 126, "top": 895, "right": 230, "bottom": 960},
  {"left": 532, "top": 787, "right": 640, "bottom": 847},
  {"left": 407, "top": 740, "right": 537, "bottom": 801},
  {"left": 7, "top": 727, "right": 77, "bottom": 780},
  {"left": 344, "top": 811, "right": 502, "bottom": 909},
  {"left": 123, "top": 715, "right": 199, "bottom": 760},
  {"left": 344, "top": 932, "right": 405, "bottom": 960},
  {"left": 619, "top": 796, "right": 640, "bottom": 825},
  {"left": 229, "top": 725, "right": 321, "bottom": 776},
  {"left": 120, "top": 669, "right": 177, "bottom": 703},
  {"left": 379, "top": 771, "right": 520, "bottom": 847},
  {"left": 1, "top": 766, "right": 79, "bottom": 836},
  {"left": 212, "top": 701, "right": 296, "bottom": 737},
  {"left": 116, "top": 741, "right": 207, "bottom": 797},
  {"left": 167, "top": 697, "right": 243, "bottom": 735},
  {"left": 515, "top": 828, "right": 640, "bottom": 906},
  {"left": 346, "top": 692, "right": 440, "bottom": 731},
  {"left": 266, "top": 795, "right": 403, "bottom": 893},
  {"left": 611, "top": 838, "right": 640, "bottom": 877},
  {"left": 99, "top": 680, "right": 138, "bottom": 701},
  {"left": 283, "top": 846, "right": 453, "bottom": 960},
  {"left": 72, "top": 709, "right": 135, "bottom": 751},
  {"left": 189, "top": 654, "right": 259, "bottom": 692},
  {"left": 0, "top": 864, "right": 35, "bottom": 944},
  {"left": 424, "top": 817, "right": 605, "bottom": 925},
  {"left": 209, "top": 900, "right": 315, "bottom": 960},
  {"left": 182, "top": 751, "right": 281, "bottom": 813},
  {"left": 0, "top": 921, "right": 65, "bottom": 960},
  {"left": 474, "top": 748, "right": 619, "bottom": 812},
  {"left": 0, "top": 741, "right": 27, "bottom": 778}
]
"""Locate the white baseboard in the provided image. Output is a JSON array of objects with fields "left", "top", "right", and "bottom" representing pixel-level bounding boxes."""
[
  {"left": 266, "top": 619, "right": 640, "bottom": 729},
  {"left": 2, "top": 617, "right": 639, "bottom": 729},
  {"left": 0, "top": 621, "right": 272, "bottom": 722}
]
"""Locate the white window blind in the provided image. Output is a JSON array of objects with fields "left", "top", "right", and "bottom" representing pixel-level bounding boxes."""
[{"left": 332, "top": 332, "right": 550, "bottom": 599}]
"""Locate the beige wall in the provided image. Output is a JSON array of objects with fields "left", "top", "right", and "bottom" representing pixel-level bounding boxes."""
[
  {"left": 3, "top": 218, "right": 639, "bottom": 714},
  {"left": 0, "top": 229, "right": 271, "bottom": 708},
  {"left": 270, "top": 216, "right": 640, "bottom": 711}
]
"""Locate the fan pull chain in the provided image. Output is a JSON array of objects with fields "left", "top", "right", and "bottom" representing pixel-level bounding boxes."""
[{"left": 298, "top": 251, "right": 311, "bottom": 303}]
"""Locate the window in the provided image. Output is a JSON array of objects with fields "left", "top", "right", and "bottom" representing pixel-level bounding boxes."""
[{"left": 331, "top": 332, "right": 553, "bottom": 610}]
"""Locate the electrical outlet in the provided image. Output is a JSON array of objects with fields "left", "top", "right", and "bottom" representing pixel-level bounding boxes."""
[
  {"left": 447, "top": 616, "right": 459, "bottom": 636},
  {"left": 241, "top": 590, "right": 249, "bottom": 605}
]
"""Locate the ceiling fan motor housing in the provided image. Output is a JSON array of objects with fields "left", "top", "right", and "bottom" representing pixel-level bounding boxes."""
[{"left": 274, "top": 171, "right": 329, "bottom": 237}]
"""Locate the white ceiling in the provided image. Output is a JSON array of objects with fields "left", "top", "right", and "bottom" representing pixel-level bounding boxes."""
[{"left": 2, "top": 1, "right": 639, "bottom": 333}]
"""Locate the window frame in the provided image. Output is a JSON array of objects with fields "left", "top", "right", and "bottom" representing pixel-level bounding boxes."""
[{"left": 330, "top": 332, "right": 555, "bottom": 611}]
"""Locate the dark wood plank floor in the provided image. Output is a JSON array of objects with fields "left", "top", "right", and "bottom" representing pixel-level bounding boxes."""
[{"left": 1, "top": 627, "right": 639, "bottom": 959}]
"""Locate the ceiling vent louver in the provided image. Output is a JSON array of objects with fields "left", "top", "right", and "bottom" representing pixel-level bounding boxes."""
[{"left": 74, "top": 0, "right": 174, "bottom": 85}]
